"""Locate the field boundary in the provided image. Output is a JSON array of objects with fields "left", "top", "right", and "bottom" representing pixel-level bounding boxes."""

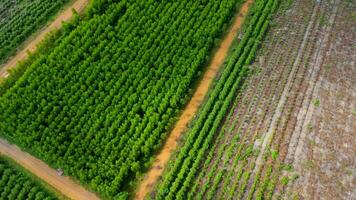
[
  {"left": 0, "top": 139, "right": 100, "bottom": 200},
  {"left": 0, "top": 0, "right": 89, "bottom": 78},
  {"left": 134, "top": 0, "right": 254, "bottom": 199},
  {"left": 0, "top": 0, "right": 96, "bottom": 199}
]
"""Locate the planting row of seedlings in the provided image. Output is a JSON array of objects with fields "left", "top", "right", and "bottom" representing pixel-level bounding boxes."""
[
  {"left": 237, "top": 0, "right": 327, "bottom": 199},
  {"left": 276, "top": 1, "right": 338, "bottom": 198},
  {"left": 151, "top": 0, "right": 279, "bottom": 199},
  {"left": 185, "top": 0, "right": 324, "bottom": 199}
]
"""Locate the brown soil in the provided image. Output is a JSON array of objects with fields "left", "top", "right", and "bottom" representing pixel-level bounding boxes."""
[
  {"left": 0, "top": 139, "right": 100, "bottom": 200},
  {"left": 0, "top": 0, "right": 89, "bottom": 78},
  {"left": 133, "top": 0, "right": 253, "bottom": 199},
  {"left": 286, "top": 0, "right": 356, "bottom": 199},
  {"left": 181, "top": 0, "right": 354, "bottom": 199}
]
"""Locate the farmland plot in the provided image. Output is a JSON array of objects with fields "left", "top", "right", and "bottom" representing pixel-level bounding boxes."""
[
  {"left": 151, "top": 0, "right": 279, "bottom": 199},
  {"left": 282, "top": 0, "right": 356, "bottom": 199},
  {"left": 0, "top": 156, "right": 58, "bottom": 200},
  {"left": 0, "top": 0, "right": 244, "bottom": 198},
  {"left": 151, "top": 0, "right": 355, "bottom": 199},
  {"left": 0, "top": 0, "right": 70, "bottom": 65}
]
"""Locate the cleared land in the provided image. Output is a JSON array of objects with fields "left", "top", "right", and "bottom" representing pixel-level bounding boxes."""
[
  {"left": 134, "top": 0, "right": 253, "bottom": 199},
  {"left": 283, "top": 0, "right": 355, "bottom": 199}
]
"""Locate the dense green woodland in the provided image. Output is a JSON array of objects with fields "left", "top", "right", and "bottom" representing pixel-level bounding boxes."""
[
  {"left": 0, "top": 0, "right": 242, "bottom": 198},
  {"left": 152, "top": 0, "right": 278, "bottom": 199},
  {"left": 0, "top": 156, "right": 57, "bottom": 200},
  {"left": 0, "top": 0, "right": 69, "bottom": 64}
]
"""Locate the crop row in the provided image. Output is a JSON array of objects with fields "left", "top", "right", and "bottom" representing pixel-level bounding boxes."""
[
  {"left": 0, "top": 0, "right": 69, "bottom": 64},
  {"left": 152, "top": 0, "right": 279, "bottom": 199},
  {"left": 0, "top": 0, "right": 241, "bottom": 198},
  {"left": 230, "top": 1, "right": 319, "bottom": 198},
  {"left": 0, "top": 156, "right": 57, "bottom": 200}
]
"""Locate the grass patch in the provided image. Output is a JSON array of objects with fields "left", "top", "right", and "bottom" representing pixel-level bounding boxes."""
[{"left": 312, "top": 99, "right": 320, "bottom": 107}]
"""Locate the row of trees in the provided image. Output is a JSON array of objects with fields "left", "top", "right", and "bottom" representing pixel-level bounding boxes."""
[
  {"left": 0, "top": 156, "right": 57, "bottom": 200},
  {"left": 0, "top": 0, "right": 241, "bottom": 198},
  {"left": 153, "top": 0, "right": 279, "bottom": 199},
  {"left": 0, "top": 0, "right": 69, "bottom": 64}
]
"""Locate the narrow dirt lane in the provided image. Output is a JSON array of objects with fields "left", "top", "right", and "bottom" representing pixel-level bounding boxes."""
[
  {"left": 134, "top": 0, "right": 253, "bottom": 199},
  {"left": 0, "top": 0, "right": 89, "bottom": 78},
  {"left": 0, "top": 0, "right": 97, "bottom": 199},
  {"left": 0, "top": 139, "right": 100, "bottom": 200}
]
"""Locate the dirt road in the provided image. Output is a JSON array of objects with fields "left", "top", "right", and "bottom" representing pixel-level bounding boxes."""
[
  {"left": 0, "top": 0, "right": 97, "bottom": 199},
  {"left": 0, "top": 0, "right": 89, "bottom": 78},
  {"left": 0, "top": 139, "right": 100, "bottom": 200},
  {"left": 134, "top": 0, "right": 253, "bottom": 199}
]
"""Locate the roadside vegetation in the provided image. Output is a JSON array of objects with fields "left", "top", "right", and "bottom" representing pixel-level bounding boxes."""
[
  {"left": 0, "top": 0, "right": 70, "bottom": 65},
  {"left": 0, "top": 156, "right": 58, "bottom": 200}
]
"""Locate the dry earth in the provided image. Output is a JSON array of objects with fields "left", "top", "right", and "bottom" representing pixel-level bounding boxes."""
[{"left": 284, "top": 0, "right": 356, "bottom": 199}]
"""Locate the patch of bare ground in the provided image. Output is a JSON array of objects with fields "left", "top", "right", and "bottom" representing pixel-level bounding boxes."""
[{"left": 283, "top": 0, "right": 356, "bottom": 199}]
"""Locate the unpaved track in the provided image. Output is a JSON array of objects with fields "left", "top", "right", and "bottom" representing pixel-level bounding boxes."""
[
  {"left": 0, "top": 139, "right": 100, "bottom": 200},
  {"left": 134, "top": 0, "right": 253, "bottom": 199},
  {"left": 0, "top": 0, "right": 97, "bottom": 199},
  {"left": 0, "top": 0, "right": 89, "bottom": 78}
]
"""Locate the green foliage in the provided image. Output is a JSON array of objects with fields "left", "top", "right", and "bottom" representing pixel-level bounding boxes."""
[
  {"left": 270, "top": 149, "right": 279, "bottom": 160},
  {"left": 0, "top": 156, "right": 57, "bottom": 199},
  {"left": 0, "top": 29, "right": 64, "bottom": 96},
  {"left": 280, "top": 176, "right": 289, "bottom": 186},
  {"left": 0, "top": 0, "right": 243, "bottom": 198},
  {"left": 0, "top": 0, "right": 70, "bottom": 64},
  {"left": 312, "top": 98, "right": 320, "bottom": 107}
]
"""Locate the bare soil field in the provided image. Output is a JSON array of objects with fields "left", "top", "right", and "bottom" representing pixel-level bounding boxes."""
[
  {"left": 188, "top": 0, "right": 355, "bottom": 199},
  {"left": 283, "top": 0, "right": 356, "bottom": 199},
  {"left": 134, "top": 1, "right": 253, "bottom": 199}
]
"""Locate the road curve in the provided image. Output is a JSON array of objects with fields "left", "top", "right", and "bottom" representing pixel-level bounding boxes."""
[{"left": 0, "top": 139, "right": 100, "bottom": 200}]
